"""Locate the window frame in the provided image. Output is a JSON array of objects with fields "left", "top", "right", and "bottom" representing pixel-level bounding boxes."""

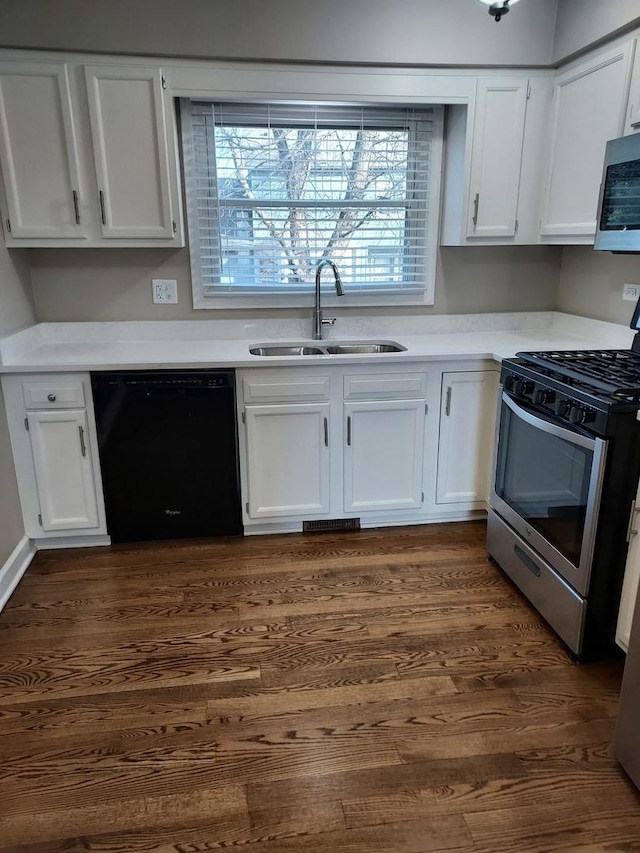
[{"left": 181, "top": 98, "right": 444, "bottom": 310}]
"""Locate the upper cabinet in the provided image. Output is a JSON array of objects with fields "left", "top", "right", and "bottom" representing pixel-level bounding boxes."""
[
  {"left": 0, "top": 60, "right": 184, "bottom": 248},
  {"left": 441, "top": 75, "right": 552, "bottom": 246},
  {"left": 625, "top": 38, "right": 640, "bottom": 134},
  {"left": 0, "top": 62, "right": 86, "bottom": 240},
  {"left": 540, "top": 42, "right": 634, "bottom": 244},
  {"left": 85, "top": 66, "right": 178, "bottom": 240},
  {"left": 466, "top": 78, "right": 529, "bottom": 239}
]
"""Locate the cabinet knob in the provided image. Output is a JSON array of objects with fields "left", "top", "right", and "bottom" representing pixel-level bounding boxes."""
[{"left": 47, "top": 394, "right": 57, "bottom": 402}]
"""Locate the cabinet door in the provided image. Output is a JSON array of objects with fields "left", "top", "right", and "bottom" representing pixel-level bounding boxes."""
[
  {"left": 344, "top": 400, "right": 425, "bottom": 513},
  {"left": 625, "top": 38, "right": 640, "bottom": 134},
  {"left": 437, "top": 371, "right": 499, "bottom": 505},
  {"left": 27, "top": 409, "right": 100, "bottom": 531},
  {"left": 245, "top": 403, "right": 330, "bottom": 518},
  {"left": 617, "top": 491, "right": 640, "bottom": 652},
  {"left": 467, "top": 78, "right": 528, "bottom": 238},
  {"left": 0, "top": 62, "right": 85, "bottom": 239},
  {"left": 85, "top": 65, "right": 176, "bottom": 240},
  {"left": 541, "top": 43, "right": 633, "bottom": 241}
]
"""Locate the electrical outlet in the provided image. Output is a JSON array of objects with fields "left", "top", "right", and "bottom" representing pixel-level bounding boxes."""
[{"left": 152, "top": 279, "right": 178, "bottom": 304}]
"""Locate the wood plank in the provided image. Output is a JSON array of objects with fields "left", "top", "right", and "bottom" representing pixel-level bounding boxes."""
[
  {"left": 463, "top": 800, "right": 640, "bottom": 853},
  {"left": 0, "top": 784, "right": 248, "bottom": 847}
]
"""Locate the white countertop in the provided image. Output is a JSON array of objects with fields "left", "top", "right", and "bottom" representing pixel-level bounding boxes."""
[{"left": 0, "top": 312, "right": 635, "bottom": 374}]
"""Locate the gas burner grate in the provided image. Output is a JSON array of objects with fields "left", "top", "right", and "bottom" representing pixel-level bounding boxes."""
[{"left": 516, "top": 350, "right": 640, "bottom": 402}]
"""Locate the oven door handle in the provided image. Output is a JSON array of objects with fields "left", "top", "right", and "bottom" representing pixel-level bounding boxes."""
[{"left": 501, "top": 392, "right": 597, "bottom": 451}]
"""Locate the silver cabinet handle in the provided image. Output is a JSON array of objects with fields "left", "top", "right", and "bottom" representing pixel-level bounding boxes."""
[
  {"left": 472, "top": 193, "right": 480, "bottom": 228},
  {"left": 347, "top": 416, "right": 352, "bottom": 446},
  {"left": 72, "top": 190, "right": 80, "bottom": 225},
  {"left": 99, "top": 190, "right": 106, "bottom": 225},
  {"left": 79, "top": 425, "right": 87, "bottom": 458},
  {"left": 323, "top": 417, "right": 329, "bottom": 447},
  {"left": 627, "top": 500, "right": 639, "bottom": 542},
  {"left": 445, "top": 387, "right": 452, "bottom": 417},
  {"left": 47, "top": 393, "right": 57, "bottom": 402}
]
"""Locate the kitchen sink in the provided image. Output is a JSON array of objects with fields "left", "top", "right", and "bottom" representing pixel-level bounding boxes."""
[
  {"left": 323, "top": 343, "right": 406, "bottom": 354},
  {"left": 248, "top": 345, "right": 325, "bottom": 357},
  {"left": 249, "top": 341, "right": 406, "bottom": 357}
]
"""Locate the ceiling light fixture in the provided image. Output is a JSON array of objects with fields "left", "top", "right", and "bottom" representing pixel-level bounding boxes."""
[{"left": 476, "top": 0, "right": 521, "bottom": 23}]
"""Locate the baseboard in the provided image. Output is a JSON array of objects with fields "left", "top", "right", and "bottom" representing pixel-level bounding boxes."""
[
  {"left": 0, "top": 535, "right": 36, "bottom": 612},
  {"left": 34, "top": 534, "right": 111, "bottom": 550}
]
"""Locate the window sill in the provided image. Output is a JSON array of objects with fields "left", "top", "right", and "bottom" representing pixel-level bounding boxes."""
[{"left": 193, "top": 290, "right": 435, "bottom": 310}]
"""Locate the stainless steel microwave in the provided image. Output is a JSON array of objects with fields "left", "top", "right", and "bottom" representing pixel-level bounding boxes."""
[{"left": 595, "top": 135, "right": 640, "bottom": 252}]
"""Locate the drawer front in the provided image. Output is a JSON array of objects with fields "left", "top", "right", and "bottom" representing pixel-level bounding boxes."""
[
  {"left": 242, "top": 373, "right": 331, "bottom": 403},
  {"left": 344, "top": 372, "right": 427, "bottom": 400},
  {"left": 23, "top": 378, "right": 86, "bottom": 409},
  {"left": 487, "top": 510, "right": 586, "bottom": 655}
]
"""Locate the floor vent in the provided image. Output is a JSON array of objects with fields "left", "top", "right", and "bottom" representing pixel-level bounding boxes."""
[{"left": 303, "top": 518, "right": 361, "bottom": 534}]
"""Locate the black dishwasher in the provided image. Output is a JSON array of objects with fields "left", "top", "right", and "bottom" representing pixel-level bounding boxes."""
[{"left": 92, "top": 370, "right": 242, "bottom": 543}]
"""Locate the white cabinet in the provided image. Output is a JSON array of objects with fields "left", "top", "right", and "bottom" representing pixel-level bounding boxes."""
[
  {"left": 540, "top": 42, "right": 634, "bottom": 243},
  {"left": 244, "top": 402, "right": 330, "bottom": 518},
  {"left": 441, "top": 75, "right": 551, "bottom": 246},
  {"left": 27, "top": 409, "right": 100, "bottom": 531},
  {"left": 624, "top": 38, "right": 640, "bottom": 134},
  {"left": 239, "top": 366, "right": 429, "bottom": 527},
  {"left": 344, "top": 399, "right": 425, "bottom": 513},
  {"left": 1, "top": 373, "right": 107, "bottom": 543},
  {"left": 617, "top": 488, "right": 640, "bottom": 652},
  {"left": 85, "top": 65, "right": 178, "bottom": 240},
  {"left": 0, "top": 60, "right": 184, "bottom": 247},
  {"left": 0, "top": 62, "right": 85, "bottom": 239},
  {"left": 466, "top": 78, "right": 529, "bottom": 239},
  {"left": 436, "top": 370, "right": 499, "bottom": 505}
]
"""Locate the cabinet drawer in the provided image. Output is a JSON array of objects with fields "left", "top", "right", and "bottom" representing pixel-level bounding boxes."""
[
  {"left": 242, "top": 372, "right": 331, "bottom": 403},
  {"left": 344, "top": 372, "right": 427, "bottom": 400},
  {"left": 23, "top": 378, "right": 86, "bottom": 409},
  {"left": 487, "top": 510, "right": 586, "bottom": 655}
]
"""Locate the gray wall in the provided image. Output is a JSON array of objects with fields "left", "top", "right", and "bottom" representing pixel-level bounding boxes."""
[
  {"left": 557, "top": 247, "right": 640, "bottom": 326},
  {"left": 29, "top": 246, "right": 562, "bottom": 322},
  {"left": 553, "top": 0, "right": 640, "bottom": 63},
  {"left": 0, "top": 244, "right": 35, "bottom": 566},
  {"left": 0, "top": 0, "right": 559, "bottom": 67}
]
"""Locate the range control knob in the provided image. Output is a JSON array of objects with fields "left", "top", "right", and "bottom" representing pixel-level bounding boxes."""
[
  {"left": 569, "top": 405, "right": 596, "bottom": 425},
  {"left": 513, "top": 379, "right": 534, "bottom": 397},
  {"left": 554, "top": 398, "right": 572, "bottom": 418},
  {"left": 534, "top": 388, "right": 556, "bottom": 405},
  {"left": 504, "top": 374, "right": 517, "bottom": 392},
  {"left": 569, "top": 405, "right": 586, "bottom": 425}
]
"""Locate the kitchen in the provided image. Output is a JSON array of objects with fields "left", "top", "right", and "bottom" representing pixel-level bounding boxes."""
[{"left": 0, "top": 0, "right": 640, "bottom": 850}]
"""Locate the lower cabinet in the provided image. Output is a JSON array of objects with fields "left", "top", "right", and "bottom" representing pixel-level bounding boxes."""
[
  {"left": 27, "top": 409, "right": 100, "bottom": 530},
  {"left": 1, "top": 372, "right": 107, "bottom": 542},
  {"left": 239, "top": 362, "right": 500, "bottom": 530},
  {"left": 344, "top": 399, "right": 425, "bottom": 513},
  {"left": 617, "top": 484, "right": 640, "bottom": 652},
  {"left": 244, "top": 403, "right": 331, "bottom": 518},
  {"left": 436, "top": 370, "right": 500, "bottom": 505}
]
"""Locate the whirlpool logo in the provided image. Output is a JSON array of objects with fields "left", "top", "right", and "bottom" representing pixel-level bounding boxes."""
[{"left": 164, "top": 509, "right": 182, "bottom": 516}]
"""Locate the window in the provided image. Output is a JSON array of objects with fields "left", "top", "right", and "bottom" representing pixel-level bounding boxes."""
[{"left": 181, "top": 101, "right": 443, "bottom": 308}]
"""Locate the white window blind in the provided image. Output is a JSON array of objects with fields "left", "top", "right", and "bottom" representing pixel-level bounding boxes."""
[{"left": 181, "top": 100, "right": 443, "bottom": 305}]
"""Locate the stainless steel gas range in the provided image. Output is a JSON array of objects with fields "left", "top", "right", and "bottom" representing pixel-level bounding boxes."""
[{"left": 488, "top": 326, "right": 640, "bottom": 660}]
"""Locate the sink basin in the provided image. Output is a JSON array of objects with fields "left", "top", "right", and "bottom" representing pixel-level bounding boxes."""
[
  {"left": 249, "top": 345, "right": 325, "bottom": 356},
  {"left": 249, "top": 341, "right": 406, "bottom": 357},
  {"left": 323, "top": 343, "right": 406, "bottom": 354}
]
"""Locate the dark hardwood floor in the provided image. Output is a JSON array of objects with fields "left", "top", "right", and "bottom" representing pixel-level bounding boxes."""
[{"left": 0, "top": 521, "right": 639, "bottom": 852}]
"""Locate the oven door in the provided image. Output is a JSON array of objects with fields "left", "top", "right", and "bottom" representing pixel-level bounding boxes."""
[{"left": 491, "top": 392, "right": 607, "bottom": 596}]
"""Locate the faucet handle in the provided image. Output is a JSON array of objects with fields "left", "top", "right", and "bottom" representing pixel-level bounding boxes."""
[{"left": 322, "top": 318, "right": 337, "bottom": 326}]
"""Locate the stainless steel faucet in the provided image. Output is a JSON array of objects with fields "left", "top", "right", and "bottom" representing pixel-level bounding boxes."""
[{"left": 313, "top": 259, "right": 345, "bottom": 340}]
